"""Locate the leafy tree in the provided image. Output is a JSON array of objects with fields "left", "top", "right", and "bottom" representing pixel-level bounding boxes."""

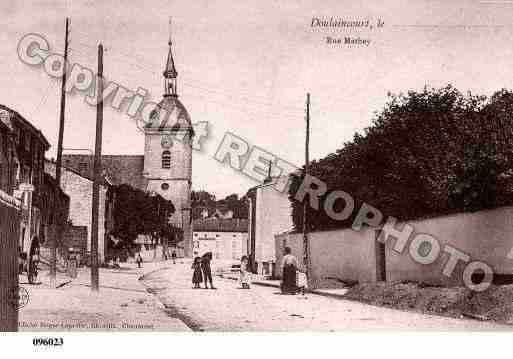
[
  {"left": 191, "top": 190, "right": 216, "bottom": 219},
  {"left": 107, "top": 184, "right": 177, "bottom": 260},
  {"left": 289, "top": 86, "right": 513, "bottom": 231},
  {"left": 191, "top": 190, "right": 249, "bottom": 219},
  {"left": 215, "top": 193, "right": 249, "bottom": 218}
]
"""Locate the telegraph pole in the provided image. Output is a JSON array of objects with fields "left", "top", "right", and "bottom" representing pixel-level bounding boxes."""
[
  {"left": 303, "top": 93, "right": 313, "bottom": 289},
  {"left": 52, "top": 17, "right": 70, "bottom": 287},
  {"left": 91, "top": 43, "right": 103, "bottom": 291}
]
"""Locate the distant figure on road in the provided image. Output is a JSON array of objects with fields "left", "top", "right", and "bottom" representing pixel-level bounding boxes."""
[
  {"left": 201, "top": 252, "right": 216, "bottom": 289},
  {"left": 171, "top": 250, "right": 177, "bottom": 264},
  {"left": 280, "top": 247, "right": 298, "bottom": 294},
  {"left": 240, "top": 255, "right": 251, "bottom": 289},
  {"left": 68, "top": 248, "right": 78, "bottom": 278},
  {"left": 192, "top": 256, "right": 203, "bottom": 289},
  {"left": 136, "top": 253, "right": 143, "bottom": 268}
]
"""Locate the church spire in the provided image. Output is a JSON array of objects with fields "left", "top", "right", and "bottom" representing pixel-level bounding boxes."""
[{"left": 163, "top": 17, "right": 178, "bottom": 97}]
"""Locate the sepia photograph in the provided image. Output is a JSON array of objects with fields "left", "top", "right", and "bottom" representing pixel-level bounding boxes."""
[{"left": 1, "top": 0, "right": 513, "bottom": 356}]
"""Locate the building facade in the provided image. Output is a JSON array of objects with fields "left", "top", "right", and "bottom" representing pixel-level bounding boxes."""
[
  {"left": 38, "top": 171, "right": 70, "bottom": 257},
  {"left": 45, "top": 160, "right": 108, "bottom": 263},
  {"left": 193, "top": 218, "right": 248, "bottom": 261},
  {"left": 247, "top": 176, "right": 294, "bottom": 275},
  {"left": 0, "top": 105, "right": 54, "bottom": 261},
  {"left": 0, "top": 108, "right": 21, "bottom": 331}
]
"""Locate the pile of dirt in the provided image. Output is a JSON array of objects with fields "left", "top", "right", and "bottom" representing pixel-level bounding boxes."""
[
  {"left": 343, "top": 281, "right": 513, "bottom": 324},
  {"left": 456, "top": 285, "right": 513, "bottom": 323}
]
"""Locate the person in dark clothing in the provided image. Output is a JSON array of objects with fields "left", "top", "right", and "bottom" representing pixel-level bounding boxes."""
[
  {"left": 171, "top": 250, "right": 177, "bottom": 264},
  {"left": 192, "top": 256, "right": 203, "bottom": 288},
  {"left": 280, "top": 246, "right": 298, "bottom": 294},
  {"left": 136, "top": 253, "right": 143, "bottom": 268},
  {"left": 201, "top": 252, "right": 216, "bottom": 289}
]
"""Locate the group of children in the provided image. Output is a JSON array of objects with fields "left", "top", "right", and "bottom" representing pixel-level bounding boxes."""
[
  {"left": 192, "top": 254, "right": 251, "bottom": 289},
  {"left": 192, "top": 251, "right": 307, "bottom": 294},
  {"left": 192, "top": 252, "right": 216, "bottom": 289}
]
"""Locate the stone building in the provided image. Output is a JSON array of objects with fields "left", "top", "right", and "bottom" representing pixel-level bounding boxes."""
[
  {"left": 60, "top": 34, "right": 194, "bottom": 257},
  {"left": 247, "top": 176, "right": 294, "bottom": 275},
  {"left": 38, "top": 171, "right": 70, "bottom": 255},
  {"left": 193, "top": 218, "right": 248, "bottom": 261},
  {"left": 45, "top": 160, "right": 109, "bottom": 263},
  {"left": 0, "top": 107, "right": 21, "bottom": 330},
  {"left": 0, "top": 104, "right": 54, "bottom": 261}
]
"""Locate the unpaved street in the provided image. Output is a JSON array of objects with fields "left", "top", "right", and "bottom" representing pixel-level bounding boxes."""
[
  {"left": 141, "top": 262, "right": 511, "bottom": 331},
  {"left": 18, "top": 262, "right": 190, "bottom": 331}
]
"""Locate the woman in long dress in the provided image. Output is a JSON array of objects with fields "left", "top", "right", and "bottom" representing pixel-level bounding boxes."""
[{"left": 280, "top": 246, "right": 298, "bottom": 294}]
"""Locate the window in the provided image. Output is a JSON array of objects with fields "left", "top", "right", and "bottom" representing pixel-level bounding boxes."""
[
  {"left": 162, "top": 150, "right": 171, "bottom": 169},
  {"left": 24, "top": 132, "right": 30, "bottom": 151},
  {"left": 232, "top": 240, "right": 238, "bottom": 259},
  {"left": 215, "top": 240, "right": 221, "bottom": 259}
]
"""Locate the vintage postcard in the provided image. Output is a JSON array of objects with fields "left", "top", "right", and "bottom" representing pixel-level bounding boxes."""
[{"left": 1, "top": 0, "right": 513, "bottom": 353}]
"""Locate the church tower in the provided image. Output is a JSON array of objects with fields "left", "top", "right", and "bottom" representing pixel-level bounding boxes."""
[{"left": 143, "top": 23, "right": 194, "bottom": 257}]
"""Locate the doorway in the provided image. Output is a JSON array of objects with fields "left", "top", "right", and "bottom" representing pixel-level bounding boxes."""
[{"left": 375, "top": 230, "right": 386, "bottom": 281}]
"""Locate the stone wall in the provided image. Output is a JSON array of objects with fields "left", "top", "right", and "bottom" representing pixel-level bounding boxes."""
[
  {"left": 275, "top": 206, "right": 513, "bottom": 288},
  {"left": 45, "top": 162, "right": 106, "bottom": 263},
  {"left": 385, "top": 206, "right": 513, "bottom": 286},
  {"left": 275, "top": 228, "right": 377, "bottom": 286}
]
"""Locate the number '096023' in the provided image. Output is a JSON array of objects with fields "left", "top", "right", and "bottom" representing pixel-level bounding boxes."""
[{"left": 32, "top": 338, "right": 64, "bottom": 346}]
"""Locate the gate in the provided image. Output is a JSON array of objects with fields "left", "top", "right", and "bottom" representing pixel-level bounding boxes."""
[{"left": 0, "top": 191, "right": 20, "bottom": 331}]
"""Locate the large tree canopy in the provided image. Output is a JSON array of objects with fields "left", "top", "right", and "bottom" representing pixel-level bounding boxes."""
[
  {"left": 191, "top": 190, "right": 248, "bottom": 219},
  {"left": 289, "top": 86, "right": 513, "bottom": 231},
  {"left": 107, "top": 184, "right": 178, "bottom": 255}
]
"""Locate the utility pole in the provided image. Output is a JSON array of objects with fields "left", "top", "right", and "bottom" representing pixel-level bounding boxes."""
[
  {"left": 303, "top": 93, "right": 313, "bottom": 289},
  {"left": 91, "top": 43, "right": 103, "bottom": 291},
  {"left": 51, "top": 17, "right": 70, "bottom": 287}
]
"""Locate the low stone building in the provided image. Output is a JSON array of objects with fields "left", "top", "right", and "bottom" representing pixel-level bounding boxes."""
[
  {"left": 45, "top": 159, "right": 110, "bottom": 264},
  {"left": 193, "top": 218, "right": 248, "bottom": 261}
]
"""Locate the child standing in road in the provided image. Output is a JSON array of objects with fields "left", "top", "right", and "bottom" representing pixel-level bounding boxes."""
[
  {"left": 240, "top": 255, "right": 251, "bottom": 289},
  {"left": 192, "top": 256, "right": 203, "bottom": 289},
  {"left": 136, "top": 253, "right": 143, "bottom": 268},
  {"left": 297, "top": 268, "right": 308, "bottom": 297}
]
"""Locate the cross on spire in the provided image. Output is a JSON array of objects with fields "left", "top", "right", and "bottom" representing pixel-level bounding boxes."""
[{"left": 168, "top": 17, "right": 172, "bottom": 46}]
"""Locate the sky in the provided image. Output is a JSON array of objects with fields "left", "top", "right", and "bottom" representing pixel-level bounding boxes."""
[{"left": 2, "top": 0, "right": 513, "bottom": 198}]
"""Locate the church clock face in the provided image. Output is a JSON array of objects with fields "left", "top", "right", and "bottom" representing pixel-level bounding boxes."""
[{"left": 161, "top": 135, "right": 173, "bottom": 149}]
